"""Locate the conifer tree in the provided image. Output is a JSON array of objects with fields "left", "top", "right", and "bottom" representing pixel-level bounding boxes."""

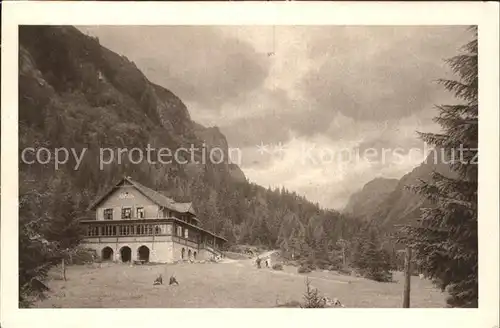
[
  {"left": 301, "top": 278, "right": 325, "bottom": 308},
  {"left": 399, "top": 27, "right": 478, "bottom": 307},
  {"left": 351, "top": 226, "right": 392, "bottom": 282},
  {"left": 18, "top": 172, "right": 61, "bottom": 307}
]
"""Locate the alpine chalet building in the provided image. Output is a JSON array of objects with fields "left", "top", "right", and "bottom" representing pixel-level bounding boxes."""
[{"left": 80, "top": 176, "right": 226, "bottom": 263}]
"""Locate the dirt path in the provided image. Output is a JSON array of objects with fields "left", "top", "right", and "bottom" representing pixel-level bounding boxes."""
[
  {"left": 257, "top": 250, "right": 279, "bottom": 259},
  {"left": 229, "top": 250, "right": 354, "bottom": 285}
]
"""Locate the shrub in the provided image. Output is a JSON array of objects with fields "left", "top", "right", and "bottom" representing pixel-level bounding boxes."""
[
  {"left": 272, "top": 263, "right": 284, "bottom": 271},
  {"left": 326, "top": 261, "right": 343, "bottom": 271},
  {"left": 69, "top": 248, "right": 97, "bottom": 265},
  {"left": 337, "top": 266, "right": 352, "bottom": 276},
  {"left": 364, "top": 269, "right": 393, "bottom": 283},
  {"left": 298, "top": 265, "right": 312, "bottom": 274},
  {"left": 315, "top": 258, "right": 331, "bottom": 270}
]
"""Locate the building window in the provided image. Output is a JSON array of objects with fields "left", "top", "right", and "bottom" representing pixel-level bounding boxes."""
[
  {"left": 122, "top": 207, "right": 132, "bottom": 219},
  {"left": 177, "top": 226, "right": 183, "bottom": 237},
  {"left": 184, "top": 228, "right": 189, "bottom": 239},
  {"left": 103, "top": 209, "right": 113, "bottom": 220},
  {"left": 137, "top": 207, "right": 145, "bottom": 219},
  {"left": 155, "top": 225, "right": 162, "bottom": 235}
]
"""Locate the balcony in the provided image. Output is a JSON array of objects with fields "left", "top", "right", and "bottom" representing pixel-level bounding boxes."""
[{"left": 82, "top": 221, "right": 200, "bottom": 246}]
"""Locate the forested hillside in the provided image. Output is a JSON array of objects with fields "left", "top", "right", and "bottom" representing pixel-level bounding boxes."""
[
  {"left": 343, "top": 177, "right": 399, "bottom": 221},
  {"left": 344, "top": 151, "right": 454, "bottom": 235},
  {"left": 18, "top": 26, "right": 362, "bottom": 259}
]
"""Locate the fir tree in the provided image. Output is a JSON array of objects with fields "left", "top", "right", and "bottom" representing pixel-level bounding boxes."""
[
  {"left": 399, "top": 27, "right": 478, "bottom": 307},
  {"left": 351, "top": 225, "right": 392, "bottom": 282},
  {"left": 19, "top": 216, "right": 60, "bottom": 307},
  {"left": 301, "top": 278, "right": 325, "bottom": 308},
  {"left": 18, "top": 173, "right": 61, "bottom": 307}
]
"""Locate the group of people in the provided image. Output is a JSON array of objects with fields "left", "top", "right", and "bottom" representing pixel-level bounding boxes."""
[
  {"left": 255, "top": 256, "right": 271, "bottom": 269},
  {"left": 153, "top": 273, "right": 179, "bottom": 286}
]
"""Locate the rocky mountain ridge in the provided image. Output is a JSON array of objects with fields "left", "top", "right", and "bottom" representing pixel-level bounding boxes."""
[{"left": 344, "top": 151, "right": 454, "bottom": 231}]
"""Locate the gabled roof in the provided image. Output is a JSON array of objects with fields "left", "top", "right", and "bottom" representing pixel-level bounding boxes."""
[{"left": 88, "top": 176, "right": 196, "bottom": 217}]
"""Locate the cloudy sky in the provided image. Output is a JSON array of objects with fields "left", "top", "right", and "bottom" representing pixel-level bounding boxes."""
[{"left": 78, "top": 25, "right": 470, "bottom": 209}]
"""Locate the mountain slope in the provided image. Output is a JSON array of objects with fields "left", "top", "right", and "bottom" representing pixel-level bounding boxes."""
[
  {"left": 372, "top": 152, "right": 454, "bottom": 229},
  {"left": 343, "top": 177, "right": 399, "bottom": 221},
  {"left": 345, "top": 152, "right": 454, "bottom": 232}
]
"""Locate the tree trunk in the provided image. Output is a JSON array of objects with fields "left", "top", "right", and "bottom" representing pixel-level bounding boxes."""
[
  {"left": 61, "top": 258, "right": 66, "bottom": 281},
  {"left": 402, "top": 247, "right": 411, "bottom": 308},
  {"left": 342, "top": 244, "right": 346, "bottom": 266}
]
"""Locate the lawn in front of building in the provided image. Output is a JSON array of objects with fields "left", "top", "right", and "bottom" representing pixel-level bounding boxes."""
[{"left": 35, "top": 258, "right": 446, "bottom": 308}]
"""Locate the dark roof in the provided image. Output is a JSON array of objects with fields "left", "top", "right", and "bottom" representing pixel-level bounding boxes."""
[{"left": 88, "top": 176, "right": 197, "bottom": 217}]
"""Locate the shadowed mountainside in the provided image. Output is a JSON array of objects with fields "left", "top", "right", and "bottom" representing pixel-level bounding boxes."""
[
  {"left": 344, "top": 151, "right": 454, "bottom": 233},
  {"left": 343, "top": 177, "right": 399, "bottom": 221}
]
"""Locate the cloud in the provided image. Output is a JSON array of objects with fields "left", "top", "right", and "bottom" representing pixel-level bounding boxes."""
[
  {"left": 241, "top": 133, "right": 423, "bottom": 209},
  {"left": 237, "top": 105, "right": 444, "bottom": 208},
  {"left": 215, "top": 26, "right": 469, "bottom": 150},
  {"left": 298, "top": 26, "right": 470, "bottom": 122}
]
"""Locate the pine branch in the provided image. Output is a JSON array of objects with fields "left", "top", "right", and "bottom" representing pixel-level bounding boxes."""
[{"left": 437, "top": 79, "right": 477, "bottom": 103}]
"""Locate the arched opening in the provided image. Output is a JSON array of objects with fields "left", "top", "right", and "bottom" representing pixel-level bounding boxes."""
[
  {"left": 120, "top": 246, "right": 132, "bottom": 263},
  {"left": 137, "top": 245, "right": 150, "bottom": 262},
  {"left": 181, "top": 248, "right": 185, "bottom": 260},
  {"left": 193, "top": 251, "right": 197, "bottom": 260},
  {"left": 188, "top": 249, "right": 192, "bottom": 259},
  {"left": 102, "top": 247, "right": 114, "bottom": 261}
]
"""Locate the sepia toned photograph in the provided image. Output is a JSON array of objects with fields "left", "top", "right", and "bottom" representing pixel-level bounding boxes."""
[
  {"left": 1, "top": 3, "right": 498, "bottom": 326},
  {"left": 15, "top": 23, "right": 481, "bottom": 309}
]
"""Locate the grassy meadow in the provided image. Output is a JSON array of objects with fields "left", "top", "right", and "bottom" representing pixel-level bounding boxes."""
[{"left": 34, "top": 255, "right": 446, "bottom": 308}]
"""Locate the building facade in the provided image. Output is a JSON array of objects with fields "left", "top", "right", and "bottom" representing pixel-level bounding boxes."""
[{"left": 80, "top": 177, "right": 226, "bottom": 263}]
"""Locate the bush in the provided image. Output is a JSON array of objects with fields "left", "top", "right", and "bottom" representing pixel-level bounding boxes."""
[
  {"left": 364, "top": 269, "right": 393, "bottom": 282},
  {"left": 315, "top": 258, "right": 331, "bottom": 270},
  {"left": 337, "top": 266, "right": 352, "bottom": 276},
  {"left": 298, "top": 265, "right": 312, "bottom": 274},
  {"left": 272, "top": 263, "right": 283, "bottom": 271},
  {"left": 69, "top": 247, "right": 97, "bottom": 265},
  {"left": 327, "top": 262, "right": 343, "bottom": 271}
]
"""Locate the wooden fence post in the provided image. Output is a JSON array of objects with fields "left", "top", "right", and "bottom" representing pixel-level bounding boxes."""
[{"left": 402, "top": 246, "right": 411, "bottom": 308}]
